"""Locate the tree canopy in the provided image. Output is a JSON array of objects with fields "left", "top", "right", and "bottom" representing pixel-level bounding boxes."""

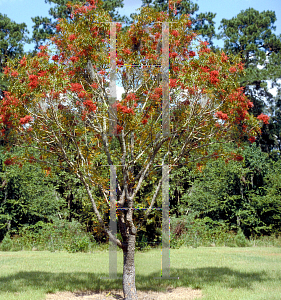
[
  {"left": 0, "top": 13, "right": 29, "bottom": 96},
  {"left": 141, "top": 0, "right": 217, "bottom": 47},
  {"left": 31, "top": 0, "right": 128, "bottom": 50}
]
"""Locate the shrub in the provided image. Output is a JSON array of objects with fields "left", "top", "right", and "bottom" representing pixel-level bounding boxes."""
[
  {"left": 6, "top": 219, "right": 95, "bottom": 252},
  {"left": 235, "top": 229, "right": 249, "bottom": 247},
  {"left": 0, "top": 233, "right": 13, "bottom": 251}
]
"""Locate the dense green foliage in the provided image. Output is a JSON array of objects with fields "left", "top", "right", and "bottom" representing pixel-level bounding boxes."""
[
  {"left": 1, "top": 141, "right": 281, "bottom": 250},
  {"left": 169, "top": 143, "right": 281, "bottom": 237},
  {"left": 0, "top": 219, "right": 95, "bottom": 252},
  {"left": 0, "top": 146, "right": 65, "bottom": 240}
]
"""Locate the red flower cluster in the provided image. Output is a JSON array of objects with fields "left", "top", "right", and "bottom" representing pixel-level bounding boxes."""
[
  {"left": 209, "top": 70, "right": 220, "bottom": 85},
  {"left": 11, "top": 71, "right": 18, "bottom": 77},
  {"left": 199, "top": 48, "right": 210, "bottom": 54},
  {"left": 249, "top": 136, "right": 256, "bottom": 143},
  {"left": 69, "top": 34, "right": 77, "bottom": 41},
  {"left": 189, "top": 51, "right": 196, "bottom": 57},
  {"left": 72, "top": 1, "right": 96, "bottom": 15},
  {"left": 90, "top": 26, "right": 98, "bottom": 37},
  {"left": 233, "top": 154, "right": 244, "bottom": 161},
  {"left": 38, "top": 71, "right": 47, "bottom": 77},
  {"left": 229, "top": 66, "right": 237, "bottom": 73},
  {"left": 171, "top": 30, "right": 179, "bottom": 37},
  {"left": 67, "top": 44, "right": 74, "bottom": 51},
  {"left": 28, "top": 75, "right": 38, "bottom": 90},
  {"left": 186, "top": 20, "right": 192, "bottom": 27},
  {"left": 257, "top": 113, "right": 270, "bottom": 125},
  {"left": 73, "top": 5, "right": 88, "bottom": 14},
  {"left": 20, "top": 115, "right": 32, "bottom": 125},
  {"left": 221, "top": 52, "right": 228, "bottom": 63},
  {"left": 90, "top": 83, "right": 98, "bottom": 89},
  {"left": 228, "top": 87, "right": 245, "bottom": 103},
  {"left": 70, "top": 56, "right": 79, "bottom": 63},
  {"left": 70, "top": 83, "right": 83, "bottom": 92},
  {"left": 83, "top": 100, "right": 96, "bottom": 112},
  {"left": 20, "top": 56, "right": 27, "bottom": 66},
  {"left": 201, "top": 41, "right": 209, "bottom": 47},
  {"left": 87, "top": 0, "right": 97, "bottom": 5},
  {"left": 37, "top": 52, "right": 48, "bottom": 58},
  {"left": 3, "top": 66, "right": 10, "bottom": 74},
  {"left": 50, "top": 90, "right": 60, "bottom": 99},
  {"left": 215, "top": 111, "right": 228, "bottom": 121},
  {"left": 199, "top": 41, "right": 210, "bottom": 54},
  {"left": 4, "top": 157, "right": 17, "bottom": 166},
  {"left": 170, "top": 78, "right": 178, "bottom": 88},
  {"left": 237, "top": 62, "right": 244, "bottom": 71},
  {"left": 200, "top": 66, "right": 210, "bottom": 72},
  {"left": 116, "top": 124, "right": 123, "bottom": 134},
  {"left": 150, "top": 87, "right": 162, "bottom": 101},
  {"left": 170, "top": 52, "right": 178, "bottom": 58},
  {"left": 124, "top": 93, "right": 138, "bottom": 106},
  {"left": 123, "top": 48, "right": 132, "bottom": 55},
  {"left": 39, "top": 45, "right": 48, "bottom": 51},
  {"left": 247, "top": 101, "right": 254, "bottom": 109},
  {"left": 52, "top": 55, "right": 59, "bottom": 61},
  {"left": 116, "top": 103, "right": 135, "bottom": 115},
  {"left": 235, "top": 108, "right": 248, "bottom": 124},
  {"left": 78, "top": 91, "right": 87, "bottom": 98}
]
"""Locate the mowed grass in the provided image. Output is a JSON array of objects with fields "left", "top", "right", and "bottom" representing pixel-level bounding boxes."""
[{"left": 0, "top": 246, "right": 281, "bottom": 300}]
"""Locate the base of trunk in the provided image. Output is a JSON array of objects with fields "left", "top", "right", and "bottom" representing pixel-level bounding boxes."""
[{"left": 122, "top": 233, "right": 138, "bottom": 300}]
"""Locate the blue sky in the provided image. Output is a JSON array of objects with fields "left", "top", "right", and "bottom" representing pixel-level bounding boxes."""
[{"left": 1, "top": 0, "right": 281, "bottom": 53}]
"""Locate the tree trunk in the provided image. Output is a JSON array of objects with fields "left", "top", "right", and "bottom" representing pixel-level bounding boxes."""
[{"left": 122, "top": 232, "right": 138, "bottom": 300}]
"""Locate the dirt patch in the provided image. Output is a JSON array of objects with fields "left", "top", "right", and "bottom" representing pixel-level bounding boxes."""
[{"left": 46, "top": 287, "right": 202, "bottom": 300}]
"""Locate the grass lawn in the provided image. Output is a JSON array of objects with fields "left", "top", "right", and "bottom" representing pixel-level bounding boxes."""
[{"left": 0, "top": 246, "right": 280, "bottom": 300}]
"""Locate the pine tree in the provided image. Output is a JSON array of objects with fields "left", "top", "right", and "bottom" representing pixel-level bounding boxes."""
[{"left": 218, "top": 8, "right": 281, "bottom": 152}]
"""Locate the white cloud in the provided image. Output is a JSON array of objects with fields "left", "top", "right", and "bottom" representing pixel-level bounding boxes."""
[{"left": 116, "top": 85, "right": 125, "bottom": 101}]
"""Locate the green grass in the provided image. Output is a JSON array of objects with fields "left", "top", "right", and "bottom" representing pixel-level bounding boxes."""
[{"left": 0, "top": 246, "right": 281, "bottom": 299}]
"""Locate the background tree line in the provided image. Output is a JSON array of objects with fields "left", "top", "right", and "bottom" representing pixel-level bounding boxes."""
[{"left": 0, "top": 0, "right": 280, "bottom": 249}]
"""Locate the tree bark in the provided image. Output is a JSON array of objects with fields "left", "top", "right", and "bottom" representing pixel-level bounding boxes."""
[{"left": 122, "top": 232, "right": 138, "bottom": 300}]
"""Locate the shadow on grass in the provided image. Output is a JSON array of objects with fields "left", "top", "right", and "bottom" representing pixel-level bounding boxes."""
[{"left": 0, "top": 267, "right": 267, "bottom": 295}]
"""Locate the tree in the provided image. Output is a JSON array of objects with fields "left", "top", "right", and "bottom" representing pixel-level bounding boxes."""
[
  {"left": 0, "top": 145, "right": 66, "bottom": 240},
  {"left": 0, "top": 13, "right": 29, "bottom": 95},
  {"left": 1, "top": 0, "right": 263, "bottom": 298},
  {"left": 217, "top": 8, "right": 281, "bottom": 152},
  {"left": 181, "top": 142, "right": 281, "bottom": 237},
  {"left": 32, "top": 0, "right": 128, "bottom": 50}
]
